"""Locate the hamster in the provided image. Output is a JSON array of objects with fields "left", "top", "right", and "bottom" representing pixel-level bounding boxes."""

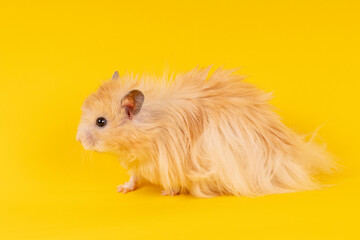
[{"left": 76, "top": 67, "right": 335, "bottom": 198}]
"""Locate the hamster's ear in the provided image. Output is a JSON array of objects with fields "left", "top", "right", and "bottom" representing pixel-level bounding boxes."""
[
  {"left": 112, "top": 71, "right": 120, "bottom": 81},
  {"left": 121, "top": 90, "right": 145, "bottom": 119}
]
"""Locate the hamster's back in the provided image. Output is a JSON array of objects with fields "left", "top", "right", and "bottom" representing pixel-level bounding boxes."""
[{"left": 123, "top": 67, "right": 335, "bottom": 197}]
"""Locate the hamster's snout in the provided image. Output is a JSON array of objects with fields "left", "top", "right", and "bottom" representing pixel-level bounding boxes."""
[{"left": 76, "top": 131, "right": 96, "bottom": 151}]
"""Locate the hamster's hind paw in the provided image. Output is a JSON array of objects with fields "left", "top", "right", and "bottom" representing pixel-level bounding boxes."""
[
  {"left": 117, "top": 183, "right": 136, "bottom": 194},
  {"left": 161, "top": 189, "right": 180, "bottom": 196}
]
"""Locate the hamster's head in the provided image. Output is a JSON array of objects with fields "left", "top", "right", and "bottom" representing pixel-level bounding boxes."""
[{"left": 76, "top": 71, "right": 145, "bottom": 153}]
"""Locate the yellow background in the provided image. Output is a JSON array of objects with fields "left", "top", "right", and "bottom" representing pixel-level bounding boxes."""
[{"left": 1, "top": 0, "right": 359, "bottom": 239}]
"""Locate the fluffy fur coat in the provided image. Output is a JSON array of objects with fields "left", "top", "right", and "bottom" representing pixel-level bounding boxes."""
[{"left": 76, "top": 67, "right": 335, "bottom": 198}]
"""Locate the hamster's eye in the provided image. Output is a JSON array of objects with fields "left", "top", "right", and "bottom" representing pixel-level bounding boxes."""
[{"left": 96, "top": 117, "right": 107, "bottom": 127}]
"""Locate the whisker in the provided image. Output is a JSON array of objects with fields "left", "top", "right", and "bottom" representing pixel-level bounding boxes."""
[{"left": 80, "top": 148, "right": 86, "bottom": 177}]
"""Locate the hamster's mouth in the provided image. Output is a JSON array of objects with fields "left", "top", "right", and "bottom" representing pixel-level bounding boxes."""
[
  {"left": 81, "top": 144, "right": 94, "bottom": 151},
  {"left": 78, "top": 139, "right": 96, "bottom": 151},
  {"left": 81, "top": 144, "right": 101, "bottom": 152},
  {"left": 88, "top": 144, "right": 106, "bottom": 153},
  {"left": 76, "top": 134, "right": 106, "bottom": 153}
]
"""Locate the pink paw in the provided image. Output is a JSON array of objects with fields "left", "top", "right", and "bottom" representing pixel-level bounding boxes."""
[{"left": 117, "top": 183, "right": 136, "bottom": 193}]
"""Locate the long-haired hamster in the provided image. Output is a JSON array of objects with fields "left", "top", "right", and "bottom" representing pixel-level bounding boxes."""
[{"left": 76, "top": 67, "right": 335, "bottom": 198}]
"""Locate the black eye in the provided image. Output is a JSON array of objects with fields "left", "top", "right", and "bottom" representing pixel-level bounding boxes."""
[{"left": 96, "top": 117, "right": 107, "bottom": 127}]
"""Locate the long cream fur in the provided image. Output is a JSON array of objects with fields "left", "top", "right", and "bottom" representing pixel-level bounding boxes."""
[{"left": 76, "top": 67, "right": 335, "bottom": 198}]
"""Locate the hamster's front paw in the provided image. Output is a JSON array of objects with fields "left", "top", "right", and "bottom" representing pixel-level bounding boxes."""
[
  {"left": 117, "top": 175, "right": 138, "bottom": 194},
  {"left": 161, "top": 189, "right": 180, "bottom": 196},
  {"left": 117, "top": 182, "right": 136, "bottom": 193}
]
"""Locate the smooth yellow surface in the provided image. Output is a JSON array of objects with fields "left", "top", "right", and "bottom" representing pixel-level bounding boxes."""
[{"left": 1, "top": 1, "right": 359, "bottom": 239}]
